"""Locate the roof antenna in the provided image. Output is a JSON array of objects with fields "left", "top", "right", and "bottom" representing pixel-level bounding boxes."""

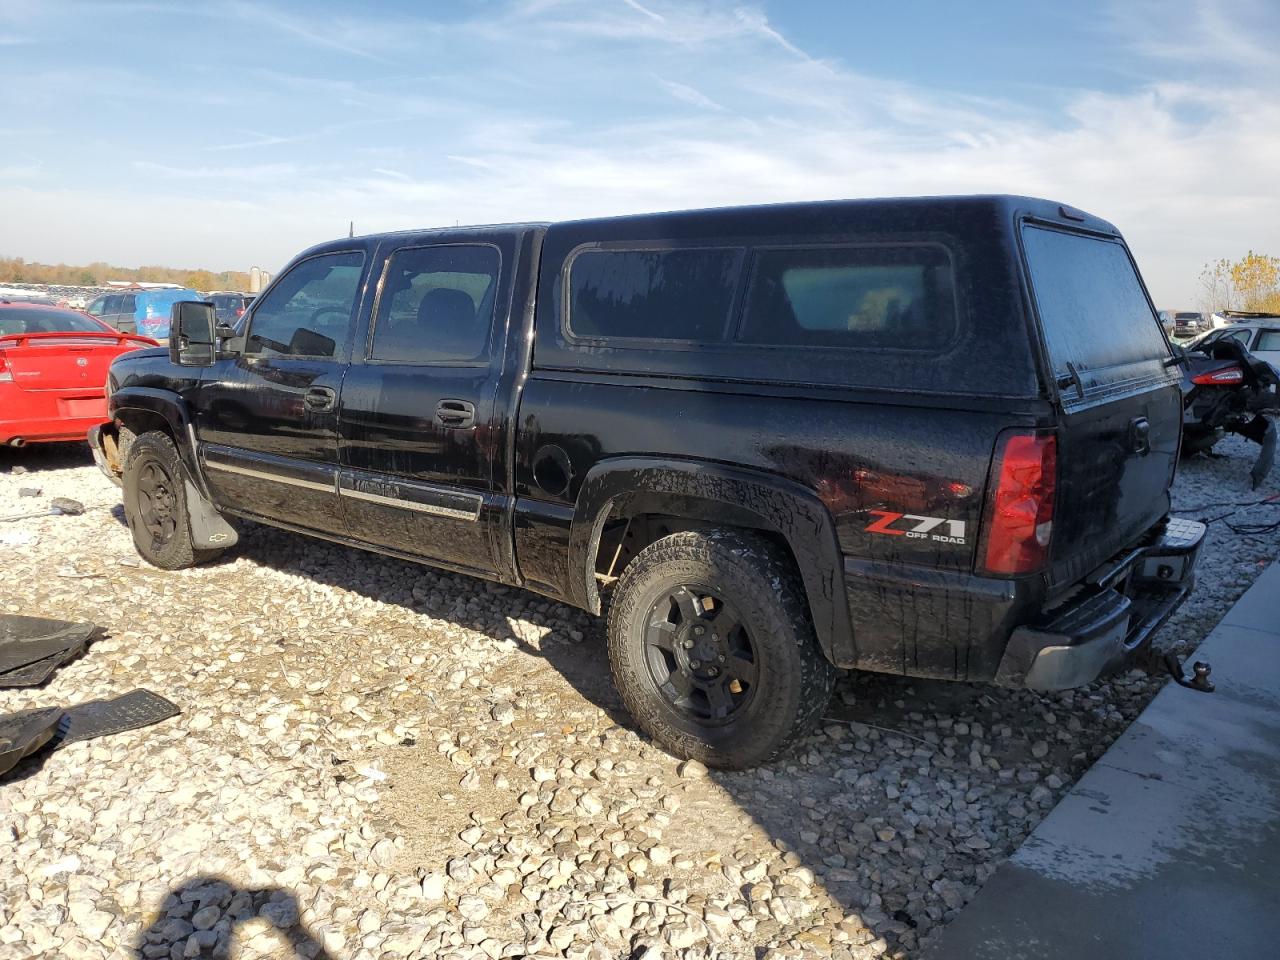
[{"left": 349, "top": 220, "right": 354, "bottom": 238}]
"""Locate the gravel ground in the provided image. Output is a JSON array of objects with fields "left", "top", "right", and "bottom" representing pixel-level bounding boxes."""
[{"left": 0, "top": 436, "right": 1276, "bottom": 960}]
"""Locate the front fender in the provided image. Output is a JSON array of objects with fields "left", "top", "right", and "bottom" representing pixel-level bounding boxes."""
[
  {"left": 570, "top": 457, "right": 855, "bottom": 667},
  {"left": 108, "top": 387, "right": 210, "bottom": 500}
]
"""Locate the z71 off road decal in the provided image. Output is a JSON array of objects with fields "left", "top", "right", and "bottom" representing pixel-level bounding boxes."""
[{"left": 865, "top": 511, "right": 967, "bottom": 545}]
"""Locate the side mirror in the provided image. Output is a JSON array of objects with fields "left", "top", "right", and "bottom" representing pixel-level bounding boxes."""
[{"left": 168, "top": 301, "right": 216, "bottom": 366}]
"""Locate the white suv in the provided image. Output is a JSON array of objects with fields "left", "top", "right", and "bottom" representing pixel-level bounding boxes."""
[{"left": 1192, "top": 316, "right": 1280, "bottom": 374}]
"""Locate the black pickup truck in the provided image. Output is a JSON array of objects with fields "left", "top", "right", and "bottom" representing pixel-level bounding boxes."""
[{"left": 90, "top": 196, "right": 1204, "bottom": 768}]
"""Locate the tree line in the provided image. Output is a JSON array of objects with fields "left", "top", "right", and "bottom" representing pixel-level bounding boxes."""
[
  {"left": 0, "top": 257, "right": 250, "bottom": 292},
  {"left": 1198, "top": 252, "right": 1280, "bottom": 315}
]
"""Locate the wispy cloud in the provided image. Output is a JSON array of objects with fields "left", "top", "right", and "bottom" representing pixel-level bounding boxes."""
[
  {"left": 619, "top": 0, "right": 664, "bottom": 23},
  {"left": 654, "top": 75, "right": 726, "bottom": 111},
  {"left": 225, "top": 0, "right": 394, "bottom": 61},
  {"left": 130, "top": 160, "right": 303, "bottom": 183},
  {"left": 2, "top": 0, "right": 1277, "bottom": 308}
]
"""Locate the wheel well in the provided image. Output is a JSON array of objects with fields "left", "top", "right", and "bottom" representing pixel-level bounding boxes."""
[
  {"left": 112, "top": 409, "right": 176, "bottom": 471},
  {"left": 115, "top": 409, "right": 173, "bottom": 443},
  {"left": 595, "top": 509, "right": 798, "bottom": 589}
]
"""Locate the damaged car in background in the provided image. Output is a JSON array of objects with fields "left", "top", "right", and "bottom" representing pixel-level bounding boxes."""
[
  {"left": 90, "top": 196, "right": 1208, "bottom": 769},
  {"left": 1175, "top": 323, "right": 1279, "bottom": 488}
]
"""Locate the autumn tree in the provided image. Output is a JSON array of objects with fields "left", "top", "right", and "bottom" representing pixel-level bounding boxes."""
[
  {"left": 1197, "top": 258, "right": 1234, "bottom": 314},
  {"left": 1230, "top": 251, "right": 1280, "bottom": 312},
  {"left": 0, "top": 256, "right": 249, "bottom": 290},
  {"left": 1198, "top": 251, "right": 1280, "bottom": 315}
]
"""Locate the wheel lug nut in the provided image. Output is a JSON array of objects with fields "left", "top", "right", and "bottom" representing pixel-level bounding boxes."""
[
  {"left": 693, "top": 625, "right": 706, "bottom": 636},
  {"left": 707, "top": 667, "right": 718, "bottom": 677},
  {"left": 718, "top": 655, "right": 725, "bottom": 663}
]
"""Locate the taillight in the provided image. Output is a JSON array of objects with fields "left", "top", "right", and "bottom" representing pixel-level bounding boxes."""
[
  {"left": 980, "top": 431, "right": 1057, "bottom": 576},
  {"left": 1191, "top": 366, "right": 1244, "bottom": 385}
]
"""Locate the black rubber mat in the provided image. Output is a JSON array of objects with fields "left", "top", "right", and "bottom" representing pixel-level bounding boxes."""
[
  {"left": 0, "top": 707, "right": 64, "bottom": 776},
  {"left": 0, "top": 615, "right": 97, "bottom": 686},
  {"left": 55, "top": 689, "right": 180, "bottom": 743}
]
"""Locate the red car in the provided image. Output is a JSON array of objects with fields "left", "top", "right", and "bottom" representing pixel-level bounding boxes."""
[{"left": 0, "top": 302, "right": 158, "bottom": 447}]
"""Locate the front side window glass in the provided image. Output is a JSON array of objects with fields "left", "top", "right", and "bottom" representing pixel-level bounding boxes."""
[
  {"left": 738, "top": 245, "right": 956, "bottom": 349},
  {"left": 246, "top": 252, "right": 364, "bottom": 358},
  {"left": 568, "top": 247, "right": 742, "bottom": 342},
  {"left": 370, "top": 245, "right": 499, "bottom": 363},
  {"left": 86, "top": 297, "right": 106, "bottom": 315}
]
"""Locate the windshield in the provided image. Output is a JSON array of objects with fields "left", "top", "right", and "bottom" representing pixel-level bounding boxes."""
[{"left": 0, "top": 307, "right": 110, "bottom": 336}]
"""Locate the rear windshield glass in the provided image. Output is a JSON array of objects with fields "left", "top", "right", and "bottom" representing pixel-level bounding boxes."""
[
  {"left": 0, "top": 308, "right": 107, "bottom": 335},
  {"left": 739, "top": 245, "right": 955, "bottom": 350},
  {"left": 1021, "top": 226, "right": 1168, "bottom": 384},
  {"left": 568, "top": 247, "right": 742, "bottom": 341}
]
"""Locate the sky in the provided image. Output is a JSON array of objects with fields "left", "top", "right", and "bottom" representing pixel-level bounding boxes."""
[{"left": 1, "top": 0, "right": 1278, "bottom": 307}]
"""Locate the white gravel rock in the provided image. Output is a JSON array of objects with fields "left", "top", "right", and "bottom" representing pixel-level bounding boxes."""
[{"left": 1, "top": 435, "right": 1274, "bottom": 960}]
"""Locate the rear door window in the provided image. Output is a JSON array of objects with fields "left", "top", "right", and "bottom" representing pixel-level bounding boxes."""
[
  {"left": 369, "top": 244, "right": 499, "bottom": 363},
  {"left": 1021, "top": 225, "right": 1169, "bottom": 392},
  {"left": 1255, "top": 330, "right": 1280, "bottom": 352},
  {"left": 738, "top": 245, "right": 955, "bottom": 350},
  {"left": 567, "top": 247, "right": 742, "bottom": 342}
]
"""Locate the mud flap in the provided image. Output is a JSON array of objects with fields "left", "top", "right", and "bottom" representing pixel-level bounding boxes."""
[
  {"left": 0, "top": 691, "right": 179, "bottom": 777},
  {"left": 56, "top": 689, "right": 180, "bottom": 743},
  {"left": 183, "top": 478, "right": 239, "bottom": 550}
]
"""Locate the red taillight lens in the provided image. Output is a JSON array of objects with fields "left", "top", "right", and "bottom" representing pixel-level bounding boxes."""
[
  {"left": 1191, "top": 366, "right": 1244, "bottom": 385},
  {"left": 981, "top": 431, "right": 1057, "bottom": 576}
]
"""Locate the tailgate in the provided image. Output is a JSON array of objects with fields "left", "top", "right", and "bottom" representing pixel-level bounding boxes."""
[
  {"left": 0, "top": 334, "right": 129, "bottom": 392},
  {"left": 1021, "top": 224, "right": 1181, "bottom": 589}
]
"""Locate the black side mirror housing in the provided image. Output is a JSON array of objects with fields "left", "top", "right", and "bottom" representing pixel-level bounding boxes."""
[{"left": 168, "top": 301, "right": 217, "bottom": 366}]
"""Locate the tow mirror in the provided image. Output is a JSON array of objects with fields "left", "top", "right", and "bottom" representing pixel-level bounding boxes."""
[{"left": 169, "top": 301, "right": 216, "bottom": 366}]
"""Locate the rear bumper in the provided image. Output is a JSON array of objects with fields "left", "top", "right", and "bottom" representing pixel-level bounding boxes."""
[
  {"left": 1, "top": 415, "right": 106, "bottom": 445},
  {"left": 0, "top": 388, "right": 108, "bottom": 445},
  {"left": 994, "top": 518, "right": 1206, "bottom": 689},
  {"left": 842, "top": 517, "right": 1205, "bottom": 688}
]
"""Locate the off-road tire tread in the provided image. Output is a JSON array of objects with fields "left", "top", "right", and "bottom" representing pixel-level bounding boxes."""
[{"left": 607, "top": 528, "right": 836, "bottom": 770}]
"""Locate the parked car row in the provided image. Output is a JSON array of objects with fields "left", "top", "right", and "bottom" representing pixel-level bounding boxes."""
[{"left": 83, "top": 288, "right": 202, "bottom": 340}]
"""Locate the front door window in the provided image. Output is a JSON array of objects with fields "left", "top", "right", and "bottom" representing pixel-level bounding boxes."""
[{"left": 245, "top": 252, "right": 365, "bottom": 358}]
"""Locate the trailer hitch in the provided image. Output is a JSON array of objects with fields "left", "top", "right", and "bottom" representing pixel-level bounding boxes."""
[{"left": 1164, "top": 652, "right": 1215, "bottom": 693}]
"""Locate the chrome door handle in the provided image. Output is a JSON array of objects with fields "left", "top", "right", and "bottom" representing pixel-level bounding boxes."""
[
  {"left": 435, "top": 399, "right": 475, "bottom": 428},
  {"left": 304, "top": 386, "right": 336, "bottom": 410}
]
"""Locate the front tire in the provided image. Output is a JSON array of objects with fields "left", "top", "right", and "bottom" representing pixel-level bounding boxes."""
[
  {"left": 607, "top": 529, "right": 836, "bottom": 770},
  {"left": 122, "top": 432, "right": 223, "bottom": 570}
]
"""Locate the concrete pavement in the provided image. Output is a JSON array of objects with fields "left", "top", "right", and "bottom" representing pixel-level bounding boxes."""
[{"left": 924, "top": 562, "right": 1280, "bottom": 959}]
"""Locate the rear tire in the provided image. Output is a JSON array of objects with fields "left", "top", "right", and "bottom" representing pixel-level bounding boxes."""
[
  {"left": 122, "top": 432, "right": 223, "bottom": 570},
  {"left": 607, "top": 529, "right": 836, "bottom": 770}
]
